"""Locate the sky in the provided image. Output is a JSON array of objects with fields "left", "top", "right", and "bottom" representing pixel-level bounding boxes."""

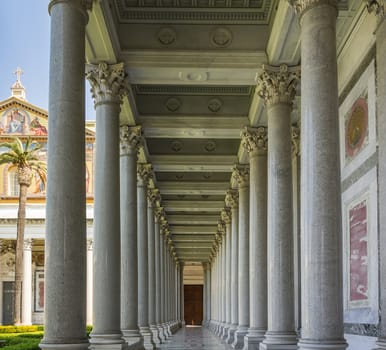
[{"left": 0, "top": 0, "right": 96, "bottom": 120}]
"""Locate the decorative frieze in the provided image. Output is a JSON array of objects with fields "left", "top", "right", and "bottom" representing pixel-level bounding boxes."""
[
  {"left": 120, "top": 125, "right": 142, "bottom": 156},
  {"left": 86, "top": 62, "right": 128, "bottom": 105},
  {"left": 137, "top": 163, "right": 153, "bottom": 186},
  {"left": 225, "top": 189, "right": 239, "bottom": 208},
  {"left": 241, "top": 126, "right": 268, "bottom": 155},
  {"left": 288, "top": 0, "right": 338, "bottom": 15},
  {"left": 232, "top": 164, "right": 250, "bottom": 186},
  {"left": 257, "top": 64, "right": 300, "bottom": 108}
]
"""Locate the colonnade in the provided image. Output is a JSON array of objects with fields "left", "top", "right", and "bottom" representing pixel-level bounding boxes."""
[{"left": 34, "top": 1, "right": 386, "bottom": 350}]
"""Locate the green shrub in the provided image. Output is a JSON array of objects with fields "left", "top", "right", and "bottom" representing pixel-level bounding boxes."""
[{"left": 0, "top": 326, "right": 43, "bottom": 334}]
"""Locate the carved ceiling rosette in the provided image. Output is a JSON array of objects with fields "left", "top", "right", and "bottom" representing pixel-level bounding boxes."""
[
  {"left": 137, "top": 163, "right": 153, "bottom": 186},
  {"left": 241, "top": 126, "right": 268, "bottom": 155},
  {"left": 257, "top": 64, "right": 300, "bottom": 108},
  {"left": 120, "top": 125, "right": 142, "bottom": 156},
  {"left": 86, "top": 62, "right": 128, "bottom": 105},
  {"left": 225, "top": 189, "right": 239, "bottom": 209},
  {"left": 288, "top": 0, "right": 338, "bottom": 16},
  {"left": 232, "top": 164, "right": 250, "bottom": 187}
]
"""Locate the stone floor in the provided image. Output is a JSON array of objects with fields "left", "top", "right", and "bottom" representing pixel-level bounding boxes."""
[{"left": 158, "top": 326, "right": 233, "bottom": 350}]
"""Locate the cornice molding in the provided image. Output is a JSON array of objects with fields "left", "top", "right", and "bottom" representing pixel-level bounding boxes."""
[
  {"left": 120, "top": 125, "right": 142, "bottom": 156},
  {"left": 86, "top": 62, "right": 128, "bottom": 106},
  {"left": 241, "top": 126, "right": 268, "bottom": 155},
  {"left": 257, "top": 64, "right": 300, "bottom": 108}
]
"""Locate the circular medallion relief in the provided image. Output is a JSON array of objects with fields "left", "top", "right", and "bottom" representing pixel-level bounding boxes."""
[
  {"left": 204, "top": 140, "right": 216, "bottom": 152},
  {"left": 165, "top": 97, "right": 182, "bottom": 112},
  {"left": 208, "top": 98, "right": 222, "bottom": 113},
  {"left": 211, "top": 27, "right": 232, "bottom": 48},
  {"left": 170, "top": 140, "right": 183, "bottom": 152},
  {"left": 345, "top": 97, "right": 368, "bottom": 158},
  {"left": 157, "top": 27, "right": 177, "bottom": 46}
]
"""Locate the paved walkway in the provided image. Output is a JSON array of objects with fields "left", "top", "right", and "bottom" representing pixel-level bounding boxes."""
[{"left": 158, "top": 326, "right": 233, "bottom": 350}]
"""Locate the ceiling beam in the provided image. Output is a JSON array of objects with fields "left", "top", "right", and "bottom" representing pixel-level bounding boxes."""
[
  {"left": 163, "top": 200, "right": 224, "bottom": 212},
  {"left": 158, "top": 181, "right": 229, "bottom": 195},
  {"left": 167, "top": 214, "right": 219, "bottom": 225},
  {"left": 151, "top": 155, "right": 236, "bottom": 172},
  {"left": 170, "top": 226, "right": 216, "bottom": 235},
  {"left": 175, "top": 242, "right": 213, "bottom": 249},
  {"left": 139, "top": 116, "right": 248, "bottom": 139}
]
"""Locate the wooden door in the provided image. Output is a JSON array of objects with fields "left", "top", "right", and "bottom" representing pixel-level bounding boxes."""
[{"left": 184, "top": 284, "right": 203, "bottom": 325}]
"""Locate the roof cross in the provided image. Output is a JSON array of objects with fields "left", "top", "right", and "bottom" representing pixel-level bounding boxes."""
[{"left": 14, "top": 67, "right": 23, "bottom": 82}]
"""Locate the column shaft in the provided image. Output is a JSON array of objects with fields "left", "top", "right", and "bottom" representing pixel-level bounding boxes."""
[
  {"left": 87, "top": 240, "right": 93, "bottom": 326},
  {"left": 120, "top": 126, "right": 142, "bottom": 348},
  {"left": 22, "top": 239, "right": 32, "bottom": 325},
  {"left": 41, "top": 2, "right": 89, "bottom": 349},
  {"left": 296, "top": 3, "right": 347, "bottom": 349}
]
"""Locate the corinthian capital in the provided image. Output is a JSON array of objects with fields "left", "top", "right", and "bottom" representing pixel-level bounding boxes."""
[
  {"left": 241, "top": 126, "right": 268, "bottom": 155},
  {"left": 367, "top": 0, "right": 385, "bottom": 20},
  {"left": 147, "top": 188, "right": 161, "bottom": 207},
  {"left": 120, "top": 125, "right": 142, "bottom": 156},
  {"left": 232, "top": 164, "right": 250, "bottom": 187},
  {"left": 137, "top": 163, "right": 153, "bottom": 186},
  {"left": 221, "top": 208, "right": 231, "bottom": 224},
  {"left": 225, "top": 189, "right": 239, "bottom": 209},
  {"left": 86, "top": 62, "right": 128, "bottom": 106},
  {"left": 288, "top": 0, "right": 338, "bottom": 15},
  {"left": 257, "top": 64, "right": 300, "bottom": 108},
  {"left": 49, "top": 0, "right": 92, "bottom": 15}
]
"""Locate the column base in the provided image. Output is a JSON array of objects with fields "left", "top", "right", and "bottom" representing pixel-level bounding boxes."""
[
  {"left": 242, "top": 329, "right": 265, "bottom": 350},
  {"left": 122, "top": 329, "right": 143, "bottom": 348},
  {"left": 139, "top": 327, "right": 155, "bottom": 350},
  {"left": 89, "top": 333, "right": 127, "bottom": 350},
  {"left": 157, "top": 325, "right": 166, "bottom": 342},
  {"left": 181, "top": 321, "right": 186, "bottom": 327},
  {"left": 297, "top": 338, "right": 347, "bottom": 350},
  {"left": 222, "top": 325, "right": 230, "bottom": 340},
  {"left": 376, "top": 339, "right": 386, "bottom": 349},
  {"left": 226, "top": 325, "right": 237, "bottom": 344},
  {"left": 259, "top": 331, "right": 297, "bottom": 350},
  {"left": 40, "top": 340, "right": 89, "bottom": 350},
  {"left": 149, "top": 324, "right": 161, "bottom": 345},
  {"left": 232, "top": 327, "right": 248, "bottom": 349}
]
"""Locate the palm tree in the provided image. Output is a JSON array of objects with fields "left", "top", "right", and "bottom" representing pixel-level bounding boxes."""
[{"left": 0, "top": 137, "right": 46, "bottom": 325}]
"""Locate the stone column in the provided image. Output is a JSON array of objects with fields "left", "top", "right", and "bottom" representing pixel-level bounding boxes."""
[
  {"left": 22, "top": 239, "right": 32, "bottom": 325},
  {"left": 180, "top": 262, "right": 185, "bottom": 326},
  {"left": 241, "top": 126, "right": 268, "bottom": 350},
  {"left": 160, "top": 232, "right": 169, "bottom": 339},
  {"left": 221, "top": 208, "right": 232, "bottom": 339},
  {"left": 289, "top": 2, "right": 347, "bottom": 349},
  {"left": 148, "top": 189, "right": 160, "bottom": 344},
  {"left": 205, "top": 262, "right": 211, "bottom": 327},
  {"left": 202, "top": 262, "right": 208, "bottom": 325},
  {"left": 87, "top": 62, "right": 127, "bottom": 350},
  {"left": 257, "top": 64, "right": 298, "bottom": 350},
  {"left": 154, "top": 208, "right": 164, "bottom": 342},
  {"left": 367, "top": 3, "right": 386, "bottom": 348},
  {"left": 87, "top": 239, "right": 93, "bottom": 326},
  {"left": 221, "top": 223, "right": 227, "bottom": 338},
  {"left": 120, "top": 125, "right": 143, "bottom": 348},
  {"left": 226, "top": 190, "right": 239, "bottom": 344},
  {"left": 216, "top": 231, "right": 224, "bottom": 336},
  {"left": 40, "top": 2, "right": 90, "bottom": 349},
  {"left": 232, "top": 165, "right": 250, "bottom": 349},
  {"left": 137, "top": 163, "right": 155, "bottom": 350}
]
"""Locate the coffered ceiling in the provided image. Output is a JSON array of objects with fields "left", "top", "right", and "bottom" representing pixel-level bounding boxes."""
[{"left": 86, "top": 0, "right": 365, "bottom": 264}]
